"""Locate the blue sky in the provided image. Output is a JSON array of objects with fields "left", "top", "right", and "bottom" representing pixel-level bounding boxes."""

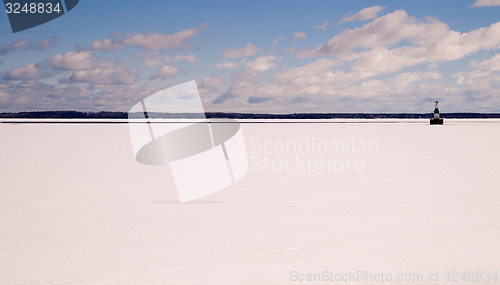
[{"left": 0, "top": 0, "right": 500, "bottom": 112}]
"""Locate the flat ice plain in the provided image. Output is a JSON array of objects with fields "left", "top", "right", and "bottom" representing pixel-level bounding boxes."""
[{"left": 0, "top": 119, "right": 499, "bottom": 284}]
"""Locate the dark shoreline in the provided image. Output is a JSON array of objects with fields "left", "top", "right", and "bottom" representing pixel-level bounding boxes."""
[{"left": 1, "top": 111, "right": 500, "bottom": 119}]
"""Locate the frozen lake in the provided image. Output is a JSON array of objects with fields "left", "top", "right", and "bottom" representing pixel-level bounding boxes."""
[{"left": 1, "top": 119, "right": 499, "bottom": 284}]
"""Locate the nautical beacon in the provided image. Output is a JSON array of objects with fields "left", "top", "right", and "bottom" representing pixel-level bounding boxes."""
[{"left": 430, "top": 101, "right": 443, "bottom": 125}]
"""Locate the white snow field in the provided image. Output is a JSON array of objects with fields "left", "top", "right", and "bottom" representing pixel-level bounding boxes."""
[{"left": 1, "top": 119, "right": 499, "bottom": 284}]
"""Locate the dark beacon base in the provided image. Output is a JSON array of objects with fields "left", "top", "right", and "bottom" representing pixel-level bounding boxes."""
[{"left": 430, "top": 118, "right": 444, "bottom": 125}]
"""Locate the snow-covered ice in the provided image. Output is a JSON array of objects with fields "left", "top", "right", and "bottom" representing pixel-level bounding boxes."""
[{"left": 1, "top": 119, "right": 499, "bottom": 284}]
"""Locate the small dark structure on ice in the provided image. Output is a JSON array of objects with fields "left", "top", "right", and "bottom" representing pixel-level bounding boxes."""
[{"left": 430, "top": 101, "right": 444, "bottom": 125}]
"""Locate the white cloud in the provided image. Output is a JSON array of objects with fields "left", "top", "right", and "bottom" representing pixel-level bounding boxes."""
[
  {"left": 222, "top": 42, "right": 258, "bottom": 58},
  {"left": 92, "top": 23, "right": 207, "bottom": 51},
  {"left": 389, "top": 71, "right": 442, "bottom": 88},
  {"left": 472, "top": 0, "right": 500, "bottom": 7},
  {"left": 142, "top": 54, "right": 166, "bottom": 68},
  {"left": 49, "top": 51, "right": 94, "bottom": 70},
  {"left": 216, "top": 59, "right": 243, "bottom": 69},
  {"left": 0, "top": 90, "right": 9, "bottom": 104},
  {"left": 142, "top": 53, "right": 199, "bottom": 67},
  {"left": 0, "top": 37, "right": 57, "bottom": 56},
  {"left": 92, "top": 38, "right": 124, "bottom": 52},
  {"left": 272, "top": 36, "right": 286, "bottom": 47},
  {"left": 89, "top": 84, "right": 161, "bottom": 110},
  {"left": 454, "top": 70, "right": 493, "bottom": 84},
  {"left": 6, "top": 64, "right": 45, "bottom": 80},
  {"left": 341, "top": 80, "right": 390, "bottom": 98},
  {"left": 64, "top": 62, "right": 138, "bottom": 85},
  {"left": 471, "top": 53, "right": 500, "bottom": 71},
  {"left": 245, "top": 56, "right": 279, "bottom": 72},
  {"left": 197, "top": 77, "right": 226, "bottom": 95},
  {"left": 300, "top": 10, "right": 429, "bottom": 57},
  {"left": 212, "top": 57, "right": 277, "bottom": 96},
  {"left": 34, "top": 37, "right": 57, "bottom": 49},
  {"left": 314, "top": 21, "right": 329, "bottom": 30},
  {"left": 428, "top": 62, "right": 440, "bottom": 69},
  {"left": 170, "top": 54, "right": 199, "bottom": 63},
  {"left": 123, "top": 26, "right": 204, "bottom": 50},
  {"left": 341, "top": 6, "right": 385, "bottom": 23},
  {"left": 150, "top": 66, "right": 180, "bottom": 80},
  {"left": 272, "top": 58, "right": 343, "bottom": 89},
  {"left": 1, "top": 39, "right": 30, "bottom": 55},
  {"left": 349, "top": 47, "right": 425, "bottom": 77},
  {"left": 293, "top": 32, "right": 307, "bottom": 40},
  {"left": 199, "top": 77, "right": 226, "bottom": 88},
  {"left": 454, "top": 53, "right": 500, "bottom": 85},
  {"left": 0, "top": 83, "right": 10, "bottom": 104}
]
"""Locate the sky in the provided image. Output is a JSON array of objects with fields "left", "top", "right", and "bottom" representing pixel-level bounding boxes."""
[{"left": 0, "top": 0, "right": 500, "bottom": 113}]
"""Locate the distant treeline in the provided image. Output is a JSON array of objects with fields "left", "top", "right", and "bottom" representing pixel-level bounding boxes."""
[{"left": 1, "top": 111, "right": 500, "bottom": 119}]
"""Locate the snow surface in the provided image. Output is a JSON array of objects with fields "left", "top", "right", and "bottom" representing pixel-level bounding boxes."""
[{"left": 0, "top": 119, "right": 499, "bottom": 284}]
